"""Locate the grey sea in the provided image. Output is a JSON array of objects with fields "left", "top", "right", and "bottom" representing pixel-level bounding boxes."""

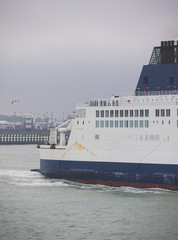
[{"left": 0, "top": 145, "right": 178, "bottom": 240}]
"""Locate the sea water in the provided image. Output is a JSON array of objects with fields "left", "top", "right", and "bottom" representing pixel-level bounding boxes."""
[{"left": 0, "top": 145, "right": 178, "bottom": 240}]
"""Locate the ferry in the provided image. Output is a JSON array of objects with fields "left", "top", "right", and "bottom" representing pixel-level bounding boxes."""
[{"left": 37, "top": 41, "right": 178, "bottom": 190}]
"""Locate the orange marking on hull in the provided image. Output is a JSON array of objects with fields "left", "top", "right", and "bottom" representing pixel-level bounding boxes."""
[
  {"left": 74, "top": 142, "right": 96, "bottom": 156},
  {"left": 61, "top": 141, "right": 96, "bottom": 158}
]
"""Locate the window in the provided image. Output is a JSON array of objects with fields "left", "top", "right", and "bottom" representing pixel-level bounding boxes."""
[
  {"left": 96, "top": 121, "right": 99, "bottom": 128},
  {"left": 110, "top": 120, "right": 114, "bottom": 128},
  {"left": 169, "top": 77, "right": 174, "bottom": 85},
  {"left": 177, "top": 109, "right": 178, "bottom": 117},
  {"left": 145, "top": 120, "right": 149, "bottom": 128},
  {"left": 125, "top": 120, "right": 128, "bottom": 128},
  {"left": 166, "top": 109, "right": 170, "bottom": 117},
  {"left": 155, "top": 109, "right": 159, "bottom": 117},
  {"left": 161, "top": 109, "right": 165, "bottom": 117},
  {"left": 145, "top": 109, "right": 149, "bottom": 117},
  {"left": 100, "top": 120, "right": 104, "bottom": 128},
  {"left": 177, "top": 120, "right": 178, "bottom": 128},
  {"left": 143, "top": 76, "right": 148, "bottom": 84},
  {"left": 149, "top": 135, "right": 154, "bottom": 141},
  {"left": 115, "top": 120, "right": 118, "bottom": 128},
  {"left": 115, "top": 110, "right": 119, "bottom": 117},
  {"left": 125, "top": 110, "right": 128, "bottom": 117},
  {"left": 129, "top": 120, "right": 133, "bottom": 128},
  {"left": 140, "top": 110, "right": 144, "bottom": 117},
  {"left": 105, "top": 120, "right": 109, "bottom": 128},
  {"left": 100, "top": 101, "right": 103, "bottom": 106},
  {"left": 120, "top": 110, "right": 123, "bottom": 117},
  {"left": 155, "top": 135, "right": 159, "bottom": 141},
  {"left": 96, "top": 110, "right": 99, "bottom": 117},
  {"left": 120, "top": 120, "right": 123, "bottom": 128},
  {"left": 134, "top": 120, "right": 138, "bottom": 128},
  {"left": 130, "top": 110, "right": 133, "bottom": 117},
  {"left": 95, "top": 134, "right": 99, "bottom": 140},
  {"left": 140, "top": 120, "right": 144, "bottom": 128},
  {"left": 135, "top": 110, "right": 139, "bottom": 117},
  {"left": 101, "top": 110, "right": 104, "bottom": 117},
  {"left": 105, "top": 110, "right": 109, "bottom": 117},
  {"left": 110, "top": 110, "right": 114, "bottom": 117},
  {"left": 94, "top": 101, "right": 98, "bottom": 106}
]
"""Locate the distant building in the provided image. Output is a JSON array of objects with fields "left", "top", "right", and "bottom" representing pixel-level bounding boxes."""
[
  {"left": 34, "top": 119, "right": 48, "bottom": 130},
  {"left": 0, "top": 121, "right": 13, "bottom": 129},
  {"left": 14, "top": 122, "right": 23, "bottom": 130},
  {"left": 22, "top": 114, "right": 34, "bottom": 131}
]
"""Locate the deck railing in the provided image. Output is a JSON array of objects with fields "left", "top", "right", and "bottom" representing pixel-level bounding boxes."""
[
  {"left": 86, "top": 90, "right": 178, "bottom": 107},
  {"left": 134, "top": 90, "right": 178, "bottom": 96}
]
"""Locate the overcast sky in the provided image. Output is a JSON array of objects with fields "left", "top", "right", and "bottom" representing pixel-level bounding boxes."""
[{"left": 1, "top": 0, "right": 178, "bottom": 120}]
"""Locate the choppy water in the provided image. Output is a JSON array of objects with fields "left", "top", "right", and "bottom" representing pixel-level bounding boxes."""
[{"left": 0, "top": 145, "right": 178, "bottom": 240}]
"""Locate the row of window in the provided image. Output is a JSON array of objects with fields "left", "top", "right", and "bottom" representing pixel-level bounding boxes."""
[
  {"left": 96, "top": 109, "right": 149, "bottom": 118},
  {"left": 143, "top": 76, "right": 175, "bottom": 85},
  {"left": 96, "top": 109, "right": 172, "bottom": 118},
  {"left": 155, "top": 109, "right": 170, "bottom": 117},
  {"left": 95, "top": 134, "right": 171, "bottom": 141},
  {"left": 96, "top": 120, "right": 149, "bottom": 128}
]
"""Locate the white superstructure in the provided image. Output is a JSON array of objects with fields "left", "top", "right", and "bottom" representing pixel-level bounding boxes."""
[{"left": 40, "top": 92, "right": 178, "bottom": 166}]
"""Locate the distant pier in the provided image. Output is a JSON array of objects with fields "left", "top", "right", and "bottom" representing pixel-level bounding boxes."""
[{"left": 0, "top": 130, "right": 60, "bottom": 145}]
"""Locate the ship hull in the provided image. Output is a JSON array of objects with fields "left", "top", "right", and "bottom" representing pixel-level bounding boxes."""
[{"left": 39, "top": 159, "right": 178, "bottom": 190}]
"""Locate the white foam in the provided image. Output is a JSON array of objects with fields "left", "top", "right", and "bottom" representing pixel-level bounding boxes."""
[
  {"left": 0, "top": 169, "right": 176, "bottom": 193},
  {"left": 117, "top": 186, "right": 171, "bottom": 194},
  {"left": 0, "top": 169, "right": 69, "bottom": 187},
  {"left": 72, "top": 183, "right": 173, "bottom": 194}
]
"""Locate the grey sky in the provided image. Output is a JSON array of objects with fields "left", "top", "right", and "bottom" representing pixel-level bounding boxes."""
[{"left": 1, "top": 0, "right": 178, "bottom": 120}]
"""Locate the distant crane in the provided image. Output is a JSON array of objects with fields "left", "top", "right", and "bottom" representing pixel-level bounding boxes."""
[
  {"left": 11, "top": 100, "right": 20, "bottom": 128},
  {"left": 43, "top": 114, "right": 49, "bottom": 129}
]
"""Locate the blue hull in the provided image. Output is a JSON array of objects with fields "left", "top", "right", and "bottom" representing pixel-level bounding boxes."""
[{"left": 40, "top": 159, "right": 178, "bottom": 190}]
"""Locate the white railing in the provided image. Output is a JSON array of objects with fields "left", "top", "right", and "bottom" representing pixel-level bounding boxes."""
[
  {"left": 135, "top": 90, "right": 178, "bottom": 96},
  {"left": 87, "top": 90, "right": 178, "bottom": 107},
  {"left": 76, "top": 90, "right": 178, "bottom": 108}
]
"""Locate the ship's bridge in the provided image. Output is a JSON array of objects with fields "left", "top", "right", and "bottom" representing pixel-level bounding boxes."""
[{"left": 136, "top": 40, "right": 178, "bottom": 93}]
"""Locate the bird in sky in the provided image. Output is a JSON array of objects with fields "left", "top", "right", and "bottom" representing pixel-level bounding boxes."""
[{"left": 11, "top": 100, "right": 20, "bottom": 104}]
